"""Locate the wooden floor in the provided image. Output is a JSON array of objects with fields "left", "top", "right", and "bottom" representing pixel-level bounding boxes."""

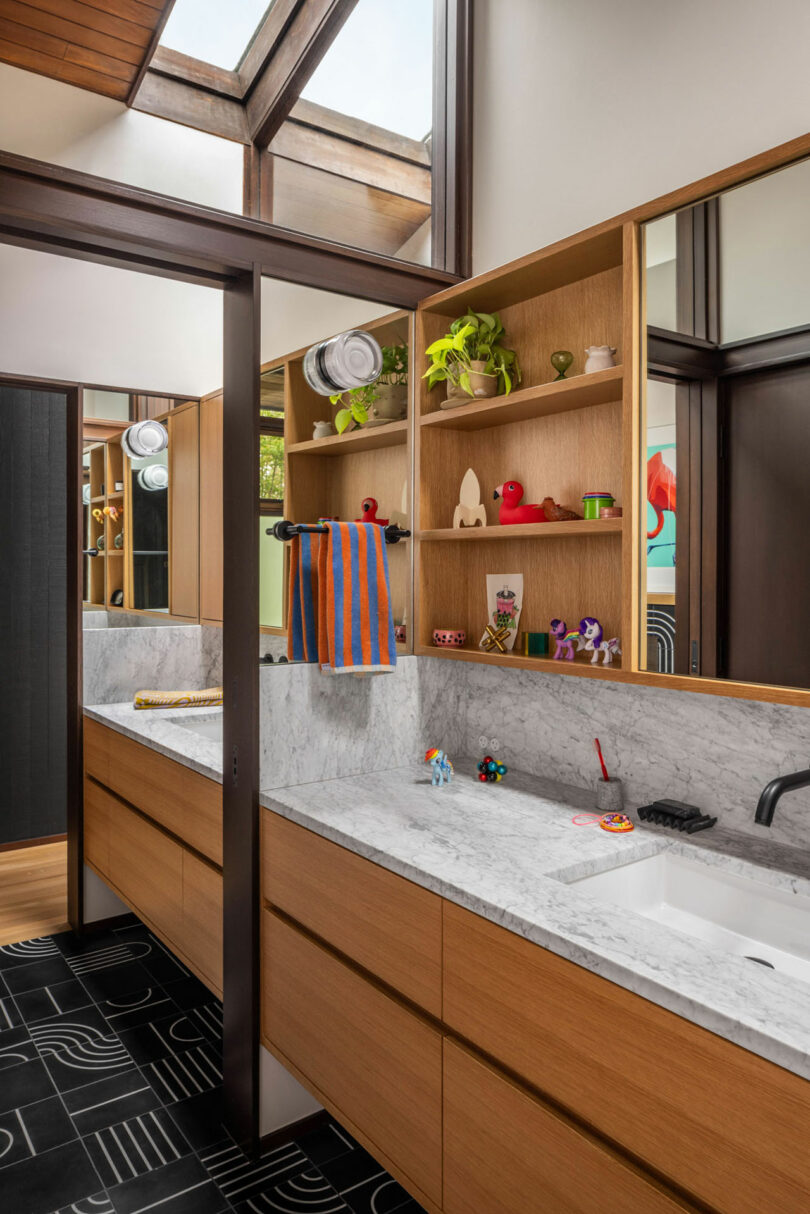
[{"left": 0, "top": 841, "right": 68, "bottom": 947}]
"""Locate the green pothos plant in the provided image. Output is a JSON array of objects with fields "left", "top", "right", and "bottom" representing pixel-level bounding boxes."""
[
  {"left": 423, "top": 307, "right": 521, "bottom": 397},
  {"left": 329, "top": 343, "right": 408, "bottom": 433}
]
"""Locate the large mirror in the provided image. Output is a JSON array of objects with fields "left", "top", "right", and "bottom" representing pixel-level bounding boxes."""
[{"left": 641, "top": 156, "right": 810, "bottom": 690}]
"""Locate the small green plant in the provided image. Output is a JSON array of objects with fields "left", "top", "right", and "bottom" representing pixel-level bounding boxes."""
[
  {"left": 329, "top": 343, "right": 409, "bottom": 433},
  {"left": 423, "top": 307, "right": 521, "bottom": 397}
]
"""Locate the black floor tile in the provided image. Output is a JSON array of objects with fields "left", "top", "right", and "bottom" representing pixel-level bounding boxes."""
[
  {"left": 201, "top": 1138, "right": 310, "bottom": 1205},
  {"left": 164, "top": 1089, "right": 229, "bottom": 1152},
  {"left": 295, "top": 1120, "right": 356, "bottom": 1167},
  {"left": 0, "top": 990, "right": 24, "bottom": 1029},
  {"left": 160, "top": 975, "right": 212, "bottom": 1012},
  {"left": 0, "top": 1022, "right": 39, "bottom": 1068},
  {"left": 61, "top": 1070, "right": 161, "bottom": 1135},
  {"left": 232, "top": 1163, "right": 350, "bottom": 1213},
  {"left": 142, "top": 1042, "right": 222, "bottom": 1104},
  {"left": 338, "top": 1172, "right": 416, "bottom": 1214},
  {"left": 13, "top": 978, "right": 93, "bottom": 1023},
  {"left": 42, "top": 1027, "right": 133, "bottom": 1095},
  {"left": 96, "top": 987, "right": 179, "bottom": 1033},
  {"left": 0, "top": 1138, "right": 101, "bottom": 1214},
  {"left": 0, "top": 1056, "right": 56, "bottom": 1115},
  {"left": 52, "top": 929, "right": 122, "bottom": 959},
  {"left": 4, "top": 954, "right": 75, "bottom": 994},
  {"left": 119, "top": 1011, "right": 209, "bottom": 1067},
  {"left": 82, "top": 1108, "right": 192, "bottom": 1189},
  {"left": 0, "top": 937, "right": 61, "bottom": 971},
  {"left": 53, "top": 1190, "right": 115, "bottom": 1213},
  {"left": 185, "top": 1001, "right": 223, "bottom": 1045},
  {"left": 77, "top": 961, "right": 157, "bottom": 1003},
  {"left": 317, "top": 1143, "right": 388, "bottom": 1193},
  {"left": 106, "top": 1153, "right": 229, "bottom": 1214},
  {"left": 0, "top": 1095, "right": 76, "bottom": 1171}
]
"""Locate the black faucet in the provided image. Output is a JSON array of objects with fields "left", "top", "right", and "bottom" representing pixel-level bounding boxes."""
[{"left": 755, "top": 767, "right": 810, "bottom": 826}]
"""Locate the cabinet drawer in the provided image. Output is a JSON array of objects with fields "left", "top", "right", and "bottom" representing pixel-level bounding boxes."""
[
  {"left": 262, "top": 909, "right": 442, "bottom": 1209},
  {"left": 83, "top": 777, "right": 111, "bottom": 873},
  {"left": 84, "top": 718, "right": 222, "bottom": 865},
  {"left": 444, "top": 1039, "right": 685, "bottom": 1214},
  {"left": 262, "top": 812, "right": 441, "bottom": 1015},
  {"left": 182, "top": 851, "right": 223, "bottom": 994},
  {"left": 443, "top": 901, "right": 810, "bottom": 1214},
  {"left": 107, "top": 799, "right": 184, "bottom": 947}
]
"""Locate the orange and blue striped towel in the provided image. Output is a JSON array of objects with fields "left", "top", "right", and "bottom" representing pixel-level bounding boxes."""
[{"left": 288, "top": 522, "right": 396, "bottom": 674}]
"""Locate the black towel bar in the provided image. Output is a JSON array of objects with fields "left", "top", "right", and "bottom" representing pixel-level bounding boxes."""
[{"left": 267, "top": 519, "right": 410, "bottom": 545}]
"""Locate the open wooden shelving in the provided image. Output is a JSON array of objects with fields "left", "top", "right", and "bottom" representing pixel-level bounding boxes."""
[
  {"left": 415, "top": 220, "right": 635, "bottom": 670},
  {"left": 287, "top": 419, "right": 407, "bottom": 456},
  {"left": 419, "top": 365, "right": 623, "bottom": 432}
]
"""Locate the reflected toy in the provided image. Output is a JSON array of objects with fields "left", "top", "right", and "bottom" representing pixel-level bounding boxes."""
[
  {"left": 550, "top": 618, "right": 580, "bottom": 660},
  {"left": 355, "top": 497, "right": 389, "bottom": 526},
  {"left": 453, "top": 467, "right": 487, "bottom": 528},
  {"left": 493, "top": 481, "right": 547, "bottom": 525},
  {"left": 579, "top": 617, "right": 622, "bottom": 665},
  {"left": 477, "top": 754, "right": 508, "bottom": 783},
  {"left": 425, "top": 747, "right": 454, "bottom": 787}
]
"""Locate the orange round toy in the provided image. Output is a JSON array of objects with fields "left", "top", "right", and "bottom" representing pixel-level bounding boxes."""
[{"left": 599, "top": 812, "right": 634, "bottom": 833}]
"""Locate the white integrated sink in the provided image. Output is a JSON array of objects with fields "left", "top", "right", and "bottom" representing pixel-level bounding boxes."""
[
  {"left": 170, "top": 713, "right": 223, "bottom": 742},
  {"left": 567, "top": 849, "right": 810, "bottom": 983}
]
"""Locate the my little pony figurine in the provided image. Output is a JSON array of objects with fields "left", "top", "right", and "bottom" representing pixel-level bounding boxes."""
[
  {"left": 425, "top": 747, "right": 454, "bottom": 787},
  {"left": 579, "top": 617, "right": 622, "bottom": 665},
  {"left": 550, "top": 618, "right": 580, "bottom": 661}
]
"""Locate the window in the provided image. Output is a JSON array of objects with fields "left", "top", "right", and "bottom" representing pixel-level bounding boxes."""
[
  {"left": 160, "top": 0, "right": 274, "bottom": 71},
  {"left": 259, "top": 368, "right": 285, "bottom": 512}
]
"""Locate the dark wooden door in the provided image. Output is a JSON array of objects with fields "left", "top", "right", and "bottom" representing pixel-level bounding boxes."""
[
  {"left": 0, "top": 386, "right": 68, "bottom": 843},
  {"left": 723, "top": 362, "right": 810, "bottom": 688}
]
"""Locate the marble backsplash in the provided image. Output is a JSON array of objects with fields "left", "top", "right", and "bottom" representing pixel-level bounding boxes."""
[
  {"left": 84, "top": 624, "right": 222, "bottom": 705},
  {"left": 418, "top": 659, "right": 810, "bottom": 850}
]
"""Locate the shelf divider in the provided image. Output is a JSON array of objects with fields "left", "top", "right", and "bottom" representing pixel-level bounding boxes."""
[
  {"left": 420, "top": 366, "right": 622, "bottom": 432},
  {"left": 419, "top": 518, "right": 622, "bottom": 542}
]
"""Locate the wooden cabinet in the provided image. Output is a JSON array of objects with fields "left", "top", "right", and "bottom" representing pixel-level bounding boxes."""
[
  {"left": 443, "top": 1039, "right": 686, "bottom": 1214},
  {"left": 262, "top": 909, "right": 443, "bottom": 1211},
  {"left": 84, "top": 719, "right": 221, "bottom": 866},
  {"left": 167, "top": 402, "right": 200, "bottom": 621},
  {"left": 107, "top": 796, "right": 184, "bottom": 946},
  {"left": 443, "top": 900, "right": 810, "bottom": 1214},
  {"left": 262, "top": 811, "right": 441, "bottom": 1015},
  {"left": 199, "top": 392, "right": 223, "bottom": 624},
  {"left": 83, "top": 775, "right": 110, "bottom": 873},
  {"left": 182, "top": 850, "right": 223, "bottom": 993}
]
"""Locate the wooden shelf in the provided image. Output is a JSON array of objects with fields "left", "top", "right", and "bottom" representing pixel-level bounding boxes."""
[
  {"left": 420, "top": 367, "right": 623, "bottom": 432},
  {"left": 416, "top": 643, "right": 629, "bottom": 680},
  {"left": 90, "top": 494, "right": 105, "bottom": 503},
  {"left": 107, "top": 549, "right": 124, "bottom": 557},
  {"left": 419, "top": 518, "right": 622, "bottom": 542},
  {"left": 287, "top": 421, "right": 408, "bottom": 457}
]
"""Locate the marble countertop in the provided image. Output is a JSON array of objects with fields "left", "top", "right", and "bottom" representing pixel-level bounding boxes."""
[
  {"left": 260, "top": 764, "right": 810, "bottom": 1082},
  {"left": 84, "top": 702, "right": 223, "bottom": 783}
]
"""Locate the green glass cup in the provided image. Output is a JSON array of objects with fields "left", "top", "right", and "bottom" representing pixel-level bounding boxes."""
[{"left": 550, "top": 350, "right": 574, "bottom": 380}]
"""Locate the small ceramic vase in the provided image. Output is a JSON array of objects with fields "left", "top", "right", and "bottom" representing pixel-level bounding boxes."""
[
  {"left": 468, "top": 360, "right": 499, "bottom": 399},
  {"left": 370, "top": 384, "right": 407, "bottom": 422},
  {"left": 595, "top": 777, "right": 624, "bottom": 812},
  {"left": 550, "top": 350, "right": 574, "bottom": 380},
  {"left": 584, "top": 345, "right": 617, "bottom": 373},
  {"left": 313, "top": 420, "right": 334, "bottom": 439}
]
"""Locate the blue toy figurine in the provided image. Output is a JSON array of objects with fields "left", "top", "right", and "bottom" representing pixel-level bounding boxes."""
[{"left": 425, "top": 747, "right": 454, "bottom": 787}]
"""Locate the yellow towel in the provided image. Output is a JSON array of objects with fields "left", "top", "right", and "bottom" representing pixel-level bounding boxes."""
[{"left": 133, "top": 687, "right": 223, "bottom": 710}]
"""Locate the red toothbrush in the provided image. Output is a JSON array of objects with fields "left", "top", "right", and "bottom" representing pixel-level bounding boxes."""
[{"left": 594, "top": 737, "right": 610, "bottom": 782}]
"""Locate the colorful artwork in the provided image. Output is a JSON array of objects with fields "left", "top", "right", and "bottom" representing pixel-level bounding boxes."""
[
  {"left": 647, "top": 444, "right": 676, "bottom": 566},
  {"left": 480, "top": 574, "right": 523, "bottom": 651}
]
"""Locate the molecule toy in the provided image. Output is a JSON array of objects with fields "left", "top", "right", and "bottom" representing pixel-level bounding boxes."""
[{"left": 477, "top": 755, "right": 508, "bottom": 783}]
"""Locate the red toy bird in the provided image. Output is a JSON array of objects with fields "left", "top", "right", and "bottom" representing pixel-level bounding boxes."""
[
  {"left": 493, "top": 481, "right": 548, "bottom": 525},
  {"left": 355, "top": 497, "right": 389, "bottom": 526}
]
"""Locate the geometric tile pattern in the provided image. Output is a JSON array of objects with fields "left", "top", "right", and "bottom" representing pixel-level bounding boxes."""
[{"left": 0, "top": 918, "right": 426, "bottom": 1214}]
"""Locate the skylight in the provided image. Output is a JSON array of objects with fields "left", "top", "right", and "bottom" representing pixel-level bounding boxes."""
[
  {"left": 159, "top": 0, "right": 272, "bottom": 71},
  {"left": 301, "top": 0, "right": 433, "bottom": 142}
]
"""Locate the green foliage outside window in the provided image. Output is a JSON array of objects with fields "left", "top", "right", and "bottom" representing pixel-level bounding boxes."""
[{"left": 260, "top": 433, "right": 284, "bottom": 501}]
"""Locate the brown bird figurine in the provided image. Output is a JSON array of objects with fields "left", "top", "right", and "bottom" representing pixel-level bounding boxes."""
[{"left": 540, "top": 497, "right": 582, "bottom": 521}]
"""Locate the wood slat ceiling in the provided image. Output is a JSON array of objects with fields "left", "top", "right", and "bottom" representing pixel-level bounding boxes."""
[{"left": 0, "top": 0, "right": 174, "bottom": 102}]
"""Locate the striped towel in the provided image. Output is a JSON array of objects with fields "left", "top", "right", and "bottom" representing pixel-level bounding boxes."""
[
  {"left": 134, "top": 687, "right": 223, "bottom": 710},
  {"left": 288, "top": 522, "right": 396, "bottom": 674}
]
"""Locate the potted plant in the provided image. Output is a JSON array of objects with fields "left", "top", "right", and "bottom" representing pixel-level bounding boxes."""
[
  {"left": 423, "top": 307, "right": 521, "bottom": 405},
  {"left": 369, "top": 343, "right": 408, "bottom": 423},
  {"left": 328, "top": 381, "right": 378, "bottom": 434}
]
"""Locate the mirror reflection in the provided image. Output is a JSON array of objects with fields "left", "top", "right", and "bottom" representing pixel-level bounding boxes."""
[{"left": 641, "top": 156, "right": 810, "bottom": 689}]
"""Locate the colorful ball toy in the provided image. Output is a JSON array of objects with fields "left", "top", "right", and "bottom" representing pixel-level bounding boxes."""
[{"left": 477, "top": 754, "right": 508, "bottom": 783}]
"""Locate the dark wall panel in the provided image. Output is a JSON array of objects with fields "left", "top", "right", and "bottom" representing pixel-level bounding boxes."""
[{"left": 0, "top": 387, "right": 68, "bottom": 844}]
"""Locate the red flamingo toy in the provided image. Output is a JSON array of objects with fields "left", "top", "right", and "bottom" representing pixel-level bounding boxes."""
[
  {"left": 493, "top": 481, "right": 548, "bottom": 525},
  {"left": 355, "top": 497, "right": 389, "bottom": 527}
]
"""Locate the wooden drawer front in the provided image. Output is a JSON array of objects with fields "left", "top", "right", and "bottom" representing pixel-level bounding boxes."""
[
  {"left": 83, "top": 777, "right": 111, "bottom": 874},
  {"left": 444, "top": 1040, "right": 685, "bottom": 1214},
  {"left": 444, "top": 902, "right": 810, "bottom": 1214},
  {"left": 262, "top": 812, "right": 442, "bottom": 1015},
  {"left": 182, "top": 852, "right": 223, "bottom": 994},
  {"left": 107, "top": 800, "right": 184, "bottom": 947},
  {"left": 84, "top": 718, "right": 222, "bottom": 865},
  {"left": 263, "top": 910, "right": 442, "bottom": 1208}
]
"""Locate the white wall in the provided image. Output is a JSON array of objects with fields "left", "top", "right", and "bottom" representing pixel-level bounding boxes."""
[
  {"left": 260, "top": 279, "right": 391, "bottom": 365},
  {"left": 472, "top": 0, "right": 810, "bottom": 271}
]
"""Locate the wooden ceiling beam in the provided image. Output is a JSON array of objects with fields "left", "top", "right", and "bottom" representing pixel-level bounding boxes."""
[
  {"left": 125, "top": 0, "right": 176, "bottom": 104},
  {"left": 147, "top": 45, "right": 242, "bottom": 99},
  {"left": 245, "top": 0, "right": 358, "bottom": 148},
  {"left": 132, "top": 70, "right": 249, "bottom": 143}
]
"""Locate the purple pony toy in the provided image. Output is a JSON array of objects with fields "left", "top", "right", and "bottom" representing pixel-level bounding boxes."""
[
  {"left": 550, "top": 618, "right": 580, "bottom": 661},
  {"left": 579, "top": 617, "right": 622, "bottom": 665}
]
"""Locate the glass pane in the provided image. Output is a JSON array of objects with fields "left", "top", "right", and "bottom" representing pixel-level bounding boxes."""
[
  {"left": 645, "top": 213, "right": 677, "bottom": 331},
  {"left": 83, "top": 389, "right": 130, "bottom": 421},
  {"left": 642, "top": 378, "right": 678, "bottom": 674},
  {"left": 259, "top": 433, "right": 285, "bottom": 501},
  {"left": 130, "top": 450, "right": 169, "bottom": 611},
  {"left": 160, "top": 0, "right": 273, "bottom": 70},
  {"left": 260, "top": 515, "right": 285, "bottom": 630}
]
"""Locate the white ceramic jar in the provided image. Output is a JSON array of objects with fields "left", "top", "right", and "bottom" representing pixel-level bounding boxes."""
[{"left": 584, "top": 345, "right": 617, "bottom": 373}]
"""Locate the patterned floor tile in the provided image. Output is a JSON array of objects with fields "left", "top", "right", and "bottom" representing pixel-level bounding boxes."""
[
  {"left": 52, "top": 1191, "right": 115, "bottom": 1214},
  {"left": 4, "top": 955, "right": 75, "bottom": 994},
  {"left": 0, "top": 1022, "right": 39, "bottom": 1068},
  {"left": 201, "top": 1138, "right": 313, "bottom": 1205},
  {"left": 41, "top": 1021, "right": 133, "bottom": 1095},
  {"left": 0, "top": 1095, "right": 77, "bottom": 1172},
  {"left": 337, "top": 1173, "right": 416, "bottom": 1214},
  {"left": 118, "top": 1011, "right": 210, "bottom": 1067},
  {"left": 0, "top": 937, "right": 60, "bottom": 971},
  {"left": 61, "top": 1071, "right": 161, "bottom": 1136},
  {"left": 106, "top": 1152, "right": 229, "bottom": 1214},
  {"left": 82, "top": 1108, "right": 191, "bottom": 1189},
  {"left": 14, "top": 979, "right": 94, "bottom": 1024},
  {"left": 95, "top": 988, "right": 178, "bottom": 1033},
  {"left": 75, "top": 962, "right": 156, "bottom": 1004},
  {"left": 294, "top": 1120, "right": 356, "bottom": 1167},
  {"left": 0, "top": 991, "right": 25, "bottom": 1029},
  {"left": 160, "top": 975, "right": 213, "bottom": 1012},
  {"left": 0, "top": 1138, "right": 102, "bottom": 1214},
  {"left": 143, "top": 1042, "right": 222, "bottom": 1104},
  {"left": 233, "top": 1164, "right": 350, "bottom": 1213},
  {"left": 164, "top": 1089, "right": 229, "bottom": 1153},
  {"left": 0, "top": 1056, "right": 57, "bottom": 1115},
  {"left": 186, "top": 1002, "right": 223, "bottom": 1045}
]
